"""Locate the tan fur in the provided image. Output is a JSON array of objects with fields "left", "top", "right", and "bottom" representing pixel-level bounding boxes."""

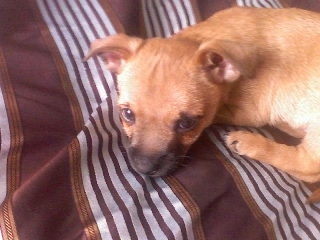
[{"left": 85, "top": 7, "right": 320, "bottom": 202}]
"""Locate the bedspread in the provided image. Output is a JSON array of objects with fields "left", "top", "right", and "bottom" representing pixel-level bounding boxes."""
[{"left": 0, "top": 0, "right": 320, "bottom": 239}]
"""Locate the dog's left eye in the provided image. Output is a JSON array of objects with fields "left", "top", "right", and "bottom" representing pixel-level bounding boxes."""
[
  {"left": 176, "top": 116, "right": 199, "bottom": 132},
  {"left": 120, "top": 108, "right": 135, "bottom": 124}
]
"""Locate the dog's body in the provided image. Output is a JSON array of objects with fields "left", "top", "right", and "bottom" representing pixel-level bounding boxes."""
[{"left": 85, "top": 7, "right": 320, "bottom": 201}]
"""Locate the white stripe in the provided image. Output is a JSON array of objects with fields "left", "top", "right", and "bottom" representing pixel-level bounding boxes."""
[
  {"left": 142, "top": 0, "right": 197, "bottom": 37},
  {"left": 56, "top": 0, "right": 108, "bottom": 103},
  {"left": 161, "top": 0, "right": 182, "bottom": 34},
  {"left": 180, "top": 0, "right": 197, "bottom": 26},
  {"left": 260, "top": 0, "right": 282, "bottom": 8},
  {"left": 237, "top": 0, "right": 283, "bottom": 8},
  {"left": 245, "top": 0, "right": 253, "bottom": 7},
  {"left": 157, "top": 0, "right": 197, "bottom": 36},
  {"left": 143, "top": 0, "right": 195, "bottom": 37},
  {"left": 252, "top": 0, "right": 267, "bottom": 8},
  {"left": 146, "top": 0, "right": 163, "bottom": 37},
  {"left": 0, "top": 86, "right": 9, "bottom": 204},
  {"left": 155, "top": 178, "right": 195, "bottom": 240},
  {"left": 80, "top": 112, "right": 184, "bottom": 240},
  {"left": 86, "top": 121, "right": 136, "bottom": 240},
  {"left": 154, "top": 0, "right": 173, "bottom": 37},
  {"left": 77, "top": 131, "right": 113, "bottom": 240},
  {"left": 171, "top": 0, "right": 191, "bottom": 29},
  {"left": 82, "top": 0, "right": 117, "bottom": 38},
  {"left": 37, "top": 0, "right": 117, "bottom": 119},
  {"left": 236, "top": 0, "right": 245, "bottom": 7},
  {"left": 90, "top": 110, "right": 158, "bottom": 240}
]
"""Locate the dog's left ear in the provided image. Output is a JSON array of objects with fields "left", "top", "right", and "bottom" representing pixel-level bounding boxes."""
[
  {"left": 83, "top": 34, "right": 143, "bottom": 74},
  {"left": 196, "top": 40, "right": 258, "bottom": 83}
]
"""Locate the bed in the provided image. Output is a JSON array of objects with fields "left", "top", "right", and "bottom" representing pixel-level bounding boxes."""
[{"left": 0, "top": 0, "right": 320, "bottom": 239}]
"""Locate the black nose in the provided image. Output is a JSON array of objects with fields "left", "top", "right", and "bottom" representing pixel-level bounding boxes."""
[
  {"left": 131, "top": 155, "right": 165, "bottom": 176},
  {"left": 128, "top": 147, "right": 176, "bottom": 176}
]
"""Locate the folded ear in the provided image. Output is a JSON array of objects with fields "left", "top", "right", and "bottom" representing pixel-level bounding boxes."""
[
  {"left": 196, "top": 40, "right": 258, "bottom": 83},
  {"left": 83, "top": 34, "right": 143, "bottom": 74}
]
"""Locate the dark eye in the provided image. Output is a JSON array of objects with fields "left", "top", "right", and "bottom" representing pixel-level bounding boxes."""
[
  {"left": 176, "top": 116, "right": 199, "bottom": 132},
  {"left": 120, "top": 108, "right": 135, "bottom": 124}
]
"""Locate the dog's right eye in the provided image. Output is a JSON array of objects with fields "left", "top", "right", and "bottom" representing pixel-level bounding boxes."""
[
  {"left": 175, "top": 115, "right": 199, "bottom": 133},
  {"left": 120, "top": 108, "right": 135, "bottom": 124}
]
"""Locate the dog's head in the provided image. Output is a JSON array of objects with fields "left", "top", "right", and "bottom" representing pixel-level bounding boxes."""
[{"left": 85, "top": 34, "right": 251, "bottom": 176}]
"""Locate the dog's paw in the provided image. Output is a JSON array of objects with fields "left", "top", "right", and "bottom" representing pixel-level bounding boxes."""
[{"left": 224, "top": 130, "right": 264, "bottom": 158}]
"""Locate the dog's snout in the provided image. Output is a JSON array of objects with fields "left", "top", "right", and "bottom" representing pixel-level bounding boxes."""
[
  {"left": 144, "top": 165, "right": 162, "bottom": 176},
  {"left": 131, "top": 156, "right": 162, "bottom": 176},
  {"left": 128, "top": 147, "right": 179, "bottom": 176}
]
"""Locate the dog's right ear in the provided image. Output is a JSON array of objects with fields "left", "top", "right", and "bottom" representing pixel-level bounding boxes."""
[
  {"left": 196, "top": 40, "right": 258, "bottom": 83},
  {"left": 83, "top": 34, "right": 143, "bottom": 74}
]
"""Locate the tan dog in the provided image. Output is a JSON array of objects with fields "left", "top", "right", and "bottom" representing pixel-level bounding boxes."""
[{"left": 85, "top": 7, "right": 320, "bottom": 202}]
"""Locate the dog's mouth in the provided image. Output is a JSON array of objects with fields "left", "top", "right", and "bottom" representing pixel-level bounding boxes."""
[
  {"left": 128, "top": 148, "right": 188, "bottom": 177},
  {"left": 147, "top": 156, "right": 187, "bottom": 177}
]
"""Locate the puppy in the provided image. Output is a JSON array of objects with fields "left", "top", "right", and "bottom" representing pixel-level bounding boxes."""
[{"left": 85, "top": 7, "right": 320, "bottom": 201}]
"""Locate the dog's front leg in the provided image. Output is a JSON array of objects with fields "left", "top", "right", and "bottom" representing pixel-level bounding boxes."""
[{"left": 225, "top": 130, "right": 320, "bottom": 183}]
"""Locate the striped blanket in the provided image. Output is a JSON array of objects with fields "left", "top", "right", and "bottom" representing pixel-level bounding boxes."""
[{"left": 0, "top": 0, "right": 320, "bottom": 239}]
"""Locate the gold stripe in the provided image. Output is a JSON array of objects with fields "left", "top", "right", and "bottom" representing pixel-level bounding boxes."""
[
  {"left": 0, "top": 201, "right": 19, "bottom": 240},
  {"left": 165, "top": 176, "right": 206, "bottom": 240},
  {"left": 0, "top": 46, "right": 22, "bottom": 240},
  {"left": 0, "top": 48, "right": 23, "bottom": 194},
  {"left": 69, "top": 139, "right": 102, "bottom": 240}
]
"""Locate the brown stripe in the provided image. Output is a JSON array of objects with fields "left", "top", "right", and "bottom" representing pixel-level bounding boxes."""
[
  {"left": 69, "top": 139, "right": 102, "bottom": 240},
  {"left": 210, "top": 134, "right": 276, "bottom": 240},
  {"left": 277, "top": 0, "right": 290, "bottom": 8},
  {"left": 105, "top": 0, "right": 142, "bottom": 35},
  {"left": 98, "top": 0, "right": 126, "bottom": 33},
  {"left": 29, "top": 0, "right": 84, "bottom": 132},
  {"left": 165, "top": 176, "right": 206, "bottom": 240},
  {"left": 1, "top": 0, "right": 86, "bottom": 238},
  {"left": 188, "top": 0, "right": 203, "bottom": 22},
  {"left": 197, "top": 0, "right": 237, "bottom": 19}
]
